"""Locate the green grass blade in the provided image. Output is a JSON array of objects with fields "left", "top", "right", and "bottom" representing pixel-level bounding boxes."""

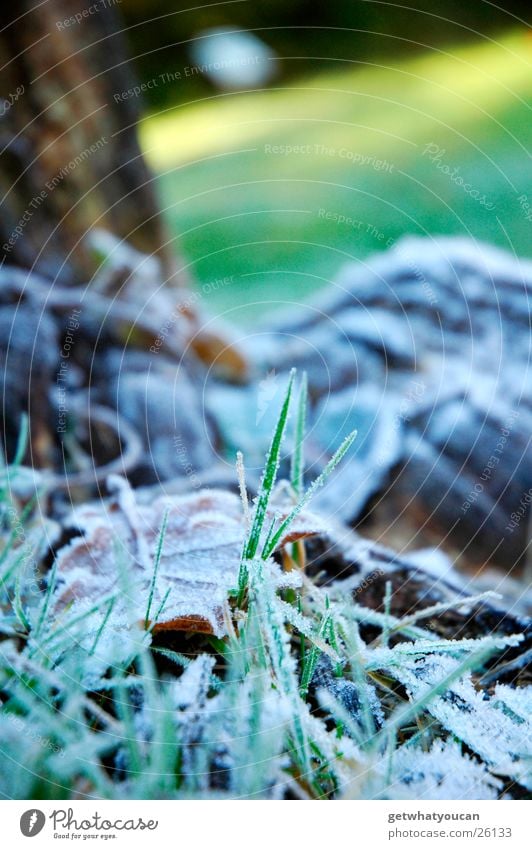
[
  {"left": 145, "top": 587, "right": 172, "bottom": 636},
  {"left": 290, "top": 372, "right": 308, "bottom": 499},
  {"left": 372, "top": 645, "right": 495, "bottom": 750},
  {"left": 236, "top": 450, "right": 250, "bottom": 526},
  {"left": 151, "top": 646, "right": 191, "bottom": 669},
  {"left": 0, "top": 494, "right": 39, "bottom": 572},
  {"left": 244, "top": 368, "right": 295, "bottom": 560},
  {"left": 89, "top": 598, "right": 116, "bottom": 657},
  {"left": 382, "top": 580, "right": 393, "bottom": 648},
  {"left": 13, "top": 551, "right": 32, "bottom": 632},
  {"left": 32, "top": 558, "right": 58, "bottom": 641},
  {"left": 0, "top": 414, "right": 30, "bottom": 501},
  {"left": 145, "top": 507, "right": 170, "bottom": 629},
  {"left": 13, "top": 414, "right": 29, "bottom": 468},
  {"left": 262, "top": 428, "right": 357, "bottom": 559},
  {"left": 300, "top": 612, "right": 330, "bottom": 698},
  {"left": 33, "top": 590, "right": 120, "bottom": 656}
]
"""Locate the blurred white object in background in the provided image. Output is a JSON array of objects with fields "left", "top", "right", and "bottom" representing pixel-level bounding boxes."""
[{"left": 190, "top": 27, "right": 278, "bottom": 90}]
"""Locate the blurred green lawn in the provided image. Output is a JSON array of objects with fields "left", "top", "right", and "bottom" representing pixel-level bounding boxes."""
[{"left": 141, "top": 30, "right": 532, "bottom": 323}]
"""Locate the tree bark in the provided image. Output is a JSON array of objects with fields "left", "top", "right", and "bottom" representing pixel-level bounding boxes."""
[{"left": 0, "top": 0, "right": 180, "bottom": 285}]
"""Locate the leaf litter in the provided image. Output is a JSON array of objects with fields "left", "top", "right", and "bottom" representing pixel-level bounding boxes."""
[
  {"left": 51, "top": 474, "right": 326, "bottom": 642},
  {"left": 1, "top": 368, "right": 530, "bottom": 799}
]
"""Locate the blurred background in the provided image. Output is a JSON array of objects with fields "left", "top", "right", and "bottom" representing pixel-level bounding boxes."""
[
  {"left": 115, "top": 0, "right": 532, "bottom": 321},
  {"left": 0, "top": 0, "right": 530, "bottom": 575}
]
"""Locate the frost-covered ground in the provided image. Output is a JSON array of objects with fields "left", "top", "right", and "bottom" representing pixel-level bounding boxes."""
[
  {"left": 0, "top": 234, "right": 530, "bottom": 799},
  {"left": 0, "top": 368, "right": 530, "bottom": 799}
]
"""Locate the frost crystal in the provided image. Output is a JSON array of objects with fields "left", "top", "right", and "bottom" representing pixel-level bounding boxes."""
[
  {"left": 389, "top": 652, "right": 532, "bottom": 790},
  {"left": 50, "top": 477, "right": 325, "bottom": 658},
  {"left": 381, "top": 740, "right": 503, "bottom": 800}
]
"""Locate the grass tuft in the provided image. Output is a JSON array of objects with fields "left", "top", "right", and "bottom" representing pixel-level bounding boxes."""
[{"left": 0, "top": 396, "right": 527, "bottom": 800}]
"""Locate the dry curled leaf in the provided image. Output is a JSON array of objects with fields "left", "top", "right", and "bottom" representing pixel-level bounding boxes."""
[{"left": 52, "top": 477, "right": 324, "bottom": 637}]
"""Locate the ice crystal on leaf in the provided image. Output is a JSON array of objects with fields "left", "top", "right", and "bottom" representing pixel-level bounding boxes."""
[
  {"left": 387, "top": 650, "right": 532, "bottom": 790},
  {"left": 50, "top": 476, "right": 324, "bottom": 650},
  {"left": 380, "top": 740, "right": 503, "bottom": 800},
  {"left": 2, "top": 368, "right": 531, "bottom": 801}
]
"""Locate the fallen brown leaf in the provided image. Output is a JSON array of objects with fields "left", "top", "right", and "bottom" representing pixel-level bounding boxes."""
[{"left": 52, "top": 476, "right": 324, "bottom": 637}]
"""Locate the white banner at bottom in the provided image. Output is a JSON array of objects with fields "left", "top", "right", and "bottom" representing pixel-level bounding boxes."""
[{"left": 2, "top": 799, "right": 529, "bottom": 848}]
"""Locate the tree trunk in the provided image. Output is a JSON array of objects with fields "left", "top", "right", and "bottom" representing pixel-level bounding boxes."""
[
  {"left": 0, "top": 1, "right": 248, "bottom": 483},
  {"left": 0, "top": 0, "right": 180, "bottom": 285}
]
